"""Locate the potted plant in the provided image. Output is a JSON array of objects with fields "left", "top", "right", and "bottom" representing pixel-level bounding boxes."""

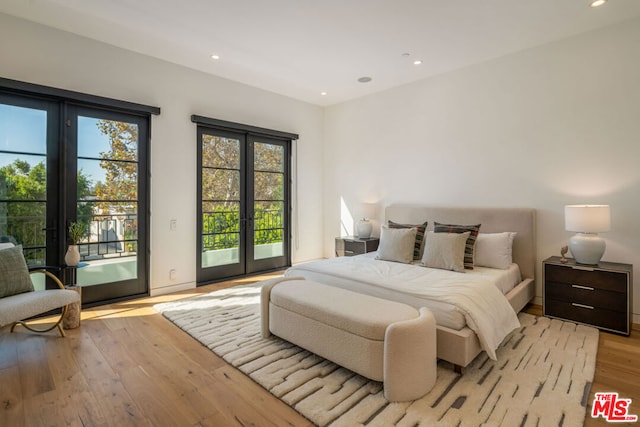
[{"left": 65, "top": 221, "right": 87, "bottom": 266}]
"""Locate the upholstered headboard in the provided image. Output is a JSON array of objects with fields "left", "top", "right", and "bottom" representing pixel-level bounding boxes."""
[{"left": 384, "top": 205, "right": 536, "bottom": 280}]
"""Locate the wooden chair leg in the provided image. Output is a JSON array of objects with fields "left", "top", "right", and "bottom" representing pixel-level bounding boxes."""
[{"left": 10, "top": 304, "right": 69, "bottom": 337}]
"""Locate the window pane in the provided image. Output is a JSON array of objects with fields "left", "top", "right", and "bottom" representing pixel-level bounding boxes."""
[
  {"left": 202, "top": 201, "right": 240, "bottom": 268},
  {"left": 202, "top": 168, "right": 239, "bottom": 202},
  {"left": 202, "top": 135, "right": 240, "bottom": 169},
  {"left": 254, "top": 142, "right": 283, "bottom": 172},
  {"left": 254, "top": 201, "right": 284, "bottom": 260},
  {"left": 0, "top": 201, "right": 46, "bottom": 265},
  {"left": 0, "top": 104, "right": 47, "bottom": 155},
  {"left": 78, "top": 117, "right": 138, "bottom": 161},
  {"left": 254, "top": 171, "right": 283, "bottom": 201},
  {"left": 78, "top": 158, "right": 138, "bottom": 201}
]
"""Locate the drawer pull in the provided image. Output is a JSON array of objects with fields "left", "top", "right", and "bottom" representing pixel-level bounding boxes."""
[
  {"left": 571, "top": 284, "right": 594, "bottom": 291},
  {"left": 345, "top": 250, "right": 355, "bottom": 254},
  {"left": 572, "top": 302, "right": 594, "bottom": 310}
]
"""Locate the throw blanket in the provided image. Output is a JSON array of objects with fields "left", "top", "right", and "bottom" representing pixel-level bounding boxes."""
[{"left": 286, "top": 255, "right": 520, "bottom": 360}]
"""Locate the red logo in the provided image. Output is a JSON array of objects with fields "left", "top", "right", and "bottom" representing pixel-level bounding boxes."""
[{"left": 592, "top": 392, "right": 638, "bottom": 422}]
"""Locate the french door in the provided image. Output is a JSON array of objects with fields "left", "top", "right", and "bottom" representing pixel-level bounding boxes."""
[
  {"left": 0, "top": 91, "right": 150, "bottom": 305},
  {"left": 197, "top": 126, "right": 291, "bottom": 284}
]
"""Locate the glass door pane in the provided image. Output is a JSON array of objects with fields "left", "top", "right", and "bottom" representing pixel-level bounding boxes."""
[
  {"left": 197, "top": 130, "right": 245, "bottom": 283},
  {"left": 0, "top": 97, "right": 58, "bottom": 271},
  {"left": 246, "top": 137, "right": 289, "bottom": 274},
  {"left": 252, "top": 142, "right": 285, "bottom": 260},
  {"left": 75, "top": 116, "right": 139, "bottom": 287},
  {"left": 68, "top": 106, "right": 148, "bottom": 304}
]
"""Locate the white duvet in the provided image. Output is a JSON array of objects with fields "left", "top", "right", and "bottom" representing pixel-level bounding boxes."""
[{"left": 285, "top": 254, "right": 521, "bottom": 360}]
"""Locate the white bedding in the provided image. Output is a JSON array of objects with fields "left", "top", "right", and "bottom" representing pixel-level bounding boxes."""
[{"left": 285, "top": 253, "right": 521, "bottom": 360}]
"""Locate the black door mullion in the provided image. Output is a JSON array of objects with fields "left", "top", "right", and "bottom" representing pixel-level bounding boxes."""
[{"left": 245, "top": 140, "right": 255, "bottom": 267}]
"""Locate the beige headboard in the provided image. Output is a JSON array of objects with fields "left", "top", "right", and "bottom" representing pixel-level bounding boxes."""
[{"left": 384, "top": 205, "right": 536, "bottom": 280}]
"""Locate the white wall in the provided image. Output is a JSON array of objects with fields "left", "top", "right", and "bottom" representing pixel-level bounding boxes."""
[
  {"left": 0, "top": 13, "right": 325, "bottom": 295},
  {"left": 324, "top": 18, "right": 640, "bottom": 321}
]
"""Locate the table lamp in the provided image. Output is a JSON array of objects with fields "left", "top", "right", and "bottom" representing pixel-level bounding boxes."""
[
  {"left": 564, "top": 205, "right": 610, "bottom": 265},
  {"left": 356, "top": 204, "right": 375, "bottom": 239}
]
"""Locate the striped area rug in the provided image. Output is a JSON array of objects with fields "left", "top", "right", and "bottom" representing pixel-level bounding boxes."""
[{"left": 155, "top": 283, "right": 599, "bottom": 427}]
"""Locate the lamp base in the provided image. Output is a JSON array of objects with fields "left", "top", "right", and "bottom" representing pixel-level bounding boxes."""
[
  {"left": 357, "top": 219, "right": 372, "bottom": 239},
  {"left": 568, "top": 233, "right": 606, "bottom": 265}
]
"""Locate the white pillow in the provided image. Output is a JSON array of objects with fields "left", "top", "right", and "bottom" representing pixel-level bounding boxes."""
[
  {"left": 376, "top": 225, "right": 417, "bottom": 264},
  {"left": 474, "top": 232, "right": 517, "bottom": 269},
  {"left": 421, "top": 231, "right": 470, "bottom": 273}
]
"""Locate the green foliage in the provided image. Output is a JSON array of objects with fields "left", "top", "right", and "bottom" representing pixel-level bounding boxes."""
[
  {"left": 68, "top": 221, "right": 87, "bottom": 244},
  {"left": 200, "top": 137, "right": 286, "bottom": 253},
  {"left": 0, "top": 159, "right": 92, "bottom": 256},
  {"left": 202, "top": 204, "right": 283, "bottom": 251}
]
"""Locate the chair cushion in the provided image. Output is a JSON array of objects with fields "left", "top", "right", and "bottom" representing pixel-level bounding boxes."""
[
  {"left": 0, "top": 245, "right": 34, "bottom": 298},
  {"left": 0, "top": 289, "right": 80, "bottom": 327}
]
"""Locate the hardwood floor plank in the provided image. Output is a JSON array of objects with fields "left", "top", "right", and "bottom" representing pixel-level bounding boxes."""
[
  {"left": 16, "top": 335, "right": 56, "bottom": 399},
  {"left": 0, "top": 365, "right": 25, "bottom": 427}
]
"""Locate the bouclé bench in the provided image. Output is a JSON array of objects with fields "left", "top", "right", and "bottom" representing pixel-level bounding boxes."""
[{"left": 261, "top": 277, "right": 436, "bottom": 402}]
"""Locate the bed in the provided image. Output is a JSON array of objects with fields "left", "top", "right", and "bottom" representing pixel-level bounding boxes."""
[{"left": 285, "top": 205, "right": 536, "bottom": 370}]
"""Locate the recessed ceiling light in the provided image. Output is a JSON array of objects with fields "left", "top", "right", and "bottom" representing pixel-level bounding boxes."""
[
  {"left": 413, "top": 60, "right": 423, "bottom": 66},
  {"left": 590, "top": 0, "right": 606, "bottom": 7},
  {"left": 320, "top": 91, "right": 327, "bottom": 96},
  {"left": 210, "top": 54, "right": 220, "bottom": 60},
  {"left": 357, "top": 76, "right": 372, "bottom": 83}
]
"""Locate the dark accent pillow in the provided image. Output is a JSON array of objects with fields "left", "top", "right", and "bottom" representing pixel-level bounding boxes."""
[
  {"left": 433, "top": 222, "right": 481, "bottom": 269},
  {"left": 388, "top": 220, "right": 428, "bottom": 260},
  {"left": 0, "top": 245, "right": 34, "bottom": 298}
]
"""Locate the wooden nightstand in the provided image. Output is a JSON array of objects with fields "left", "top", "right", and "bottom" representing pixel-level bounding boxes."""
[
  {"left": 335, "top": 236, "right": 379, "bottom": 257},
  {"left": 543, "top": 256, "right": 633, "bottom": 335}
]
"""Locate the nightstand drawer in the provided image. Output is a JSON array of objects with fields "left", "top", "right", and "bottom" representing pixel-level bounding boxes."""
[
  {"left": 545, "top": 282, "right": 626, "bottom": 312},
  {"left": 545, "top": 264, "right": 626, "bottom": 293},
  {"left": 344, "top": 240, "right": 365, "bottom": 256},
  {"left": 544, "top": 299, "right": 627, "bottom": 333},
  {"left": 335, "top": 237, "right": 379, "bottom": 257}
]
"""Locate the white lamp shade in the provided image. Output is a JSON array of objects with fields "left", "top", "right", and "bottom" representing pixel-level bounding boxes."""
[
  {"left": 360, "top": 203, "right": 376, "bottom": 220},
  {"left": 564, "top": 205, "right": 610, "bottom": 233}
]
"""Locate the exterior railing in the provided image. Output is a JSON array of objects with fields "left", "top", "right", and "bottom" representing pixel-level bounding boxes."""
[
  {"left": 202, "top": 208, "right": 283, "bottom": 251},
  {"left": 1, "top": 213, "right": 137, "bottom": 265}
]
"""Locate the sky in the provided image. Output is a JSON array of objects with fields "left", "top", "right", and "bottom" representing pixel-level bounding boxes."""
[{"left": 0, "top": 103, "right": 132, "bottom": 186}]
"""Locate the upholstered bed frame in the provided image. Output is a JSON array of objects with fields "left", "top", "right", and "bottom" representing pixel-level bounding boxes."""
[{"left": 384, "top": 205, "right": 536, "bottom": 370}]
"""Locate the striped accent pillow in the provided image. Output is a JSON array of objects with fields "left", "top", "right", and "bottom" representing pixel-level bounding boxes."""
[
  {"left": 388, "top": 220, "right": 428, "bottom": 260},
  {"left": 433, "top": 222, "right": 481, "bottom": 269}
]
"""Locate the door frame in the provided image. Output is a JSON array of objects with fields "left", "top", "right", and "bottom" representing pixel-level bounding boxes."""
[
  {"left": 193, "top": 115, "right": 298, "bottom": 285},
  {"left": 1, "top": 78, "right": 159, "bottom": 305},
  {"left": 65, "top": 104, "right": 151, "bottom": 305}
]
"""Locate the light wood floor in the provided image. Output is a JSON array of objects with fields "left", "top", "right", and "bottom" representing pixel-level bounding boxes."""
[{"left": 1, "top": 274, "right": 638, "bottom": 427}]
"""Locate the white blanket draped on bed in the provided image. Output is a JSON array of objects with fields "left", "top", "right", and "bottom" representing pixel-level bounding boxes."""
[{"left": 285, "top": 254, "right": 521, "bottom": 360}]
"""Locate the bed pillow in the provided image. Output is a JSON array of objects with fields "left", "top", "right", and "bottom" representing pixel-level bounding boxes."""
[
  {"left": 475, "top": 232, "right": 517, "bottom": 270},
  {"left": 421, "top": 231, "right": 469, "bottom": 273},
  {"left": 376, "top": 225, "right": 417, "bottom": 264},
  {"left": 433, "top": 222, "right": 481, "bottom": 269},
  {"left": 0, "top": 245, "right": 34, "bottom": 298},
  {"left": 387, "top": 220, "right": 427, "bottom": 260}
]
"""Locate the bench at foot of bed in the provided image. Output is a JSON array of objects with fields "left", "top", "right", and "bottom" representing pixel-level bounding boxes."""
[{"left": 260, "top": 277, "right": 437, "bottom": 402}]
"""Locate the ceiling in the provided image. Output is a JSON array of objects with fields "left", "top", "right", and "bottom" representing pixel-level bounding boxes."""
[{"left": 2, "top": 0, "right": 640, "bottom": 106}]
